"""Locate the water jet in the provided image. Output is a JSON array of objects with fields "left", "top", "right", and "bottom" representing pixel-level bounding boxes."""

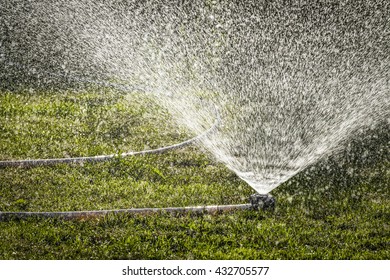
[{"left": 1, "top": 0, "right": 389, "bottom": 211}]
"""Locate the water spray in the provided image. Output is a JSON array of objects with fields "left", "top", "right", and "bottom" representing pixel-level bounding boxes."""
[{"left": 2, "top": 1, "right": 388, "bottom": 217}]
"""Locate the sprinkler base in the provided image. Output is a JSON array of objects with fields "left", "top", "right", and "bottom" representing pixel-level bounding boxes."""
[{"left": 250, "top": 193, "right": 275, "bottom": 211}]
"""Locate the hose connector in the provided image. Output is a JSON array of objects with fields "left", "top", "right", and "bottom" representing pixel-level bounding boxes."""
[{"left": 250, "top": 193, "right": 275, "bottom": 211}]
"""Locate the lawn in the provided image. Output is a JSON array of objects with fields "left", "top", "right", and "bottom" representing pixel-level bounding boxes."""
[{"left": 0, "top": 89, "right": 389, "bottom": 259}]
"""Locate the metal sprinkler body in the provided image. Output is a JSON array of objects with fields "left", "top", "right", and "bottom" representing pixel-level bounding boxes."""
[{"left": 250, "top": 193, "right": 276, "bottom": 211}]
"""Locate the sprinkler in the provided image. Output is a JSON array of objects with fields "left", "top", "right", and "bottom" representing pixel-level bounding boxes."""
[{"left": 250, "top": 193, "right": 276, "bottom": 211}]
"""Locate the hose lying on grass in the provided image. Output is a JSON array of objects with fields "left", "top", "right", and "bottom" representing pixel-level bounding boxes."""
[
  {"left": 0, "top": 204, "right": 253, "bottom": 220},
  {"left": 0, "top": 110, "right": 219, "bottom": 167},
  {"left": 0, "top": 79, "right": 244, "bottom": 219},
  {"left": 0, "top": 195, "right": 275, "bottom": 220},
  {"left": 0, "top": 80, "right": 221, "bottom": 167},
  {"left": 0, "top": 102, "right": 250, "bottom": 219}
]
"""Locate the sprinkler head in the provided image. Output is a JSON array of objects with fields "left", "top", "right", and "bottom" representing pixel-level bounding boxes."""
[{"left": 250, "top": 193, "right": 275, "bottom": 211}]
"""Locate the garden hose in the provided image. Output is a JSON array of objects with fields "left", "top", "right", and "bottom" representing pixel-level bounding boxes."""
[
  {"left": 0, "top": 106, "right": 219, "bottom": 167},
  {"left": 0, "top": 194, "right": 274, "bottom": 220},
  {"left": 0, "top": 80, "right": 221, "bottom": 167},
  {"left": 0, "top": 204, "right": 252, "bottom": 220}
]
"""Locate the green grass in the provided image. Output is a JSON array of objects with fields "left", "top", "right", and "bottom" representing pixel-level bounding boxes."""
[{"left": 0, "top": 89, "right": 389, "bottom": 259}]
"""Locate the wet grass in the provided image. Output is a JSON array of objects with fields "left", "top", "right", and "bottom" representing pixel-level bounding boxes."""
[{"left": 0, "top": 89, "right": 389, "bottom": 259}]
